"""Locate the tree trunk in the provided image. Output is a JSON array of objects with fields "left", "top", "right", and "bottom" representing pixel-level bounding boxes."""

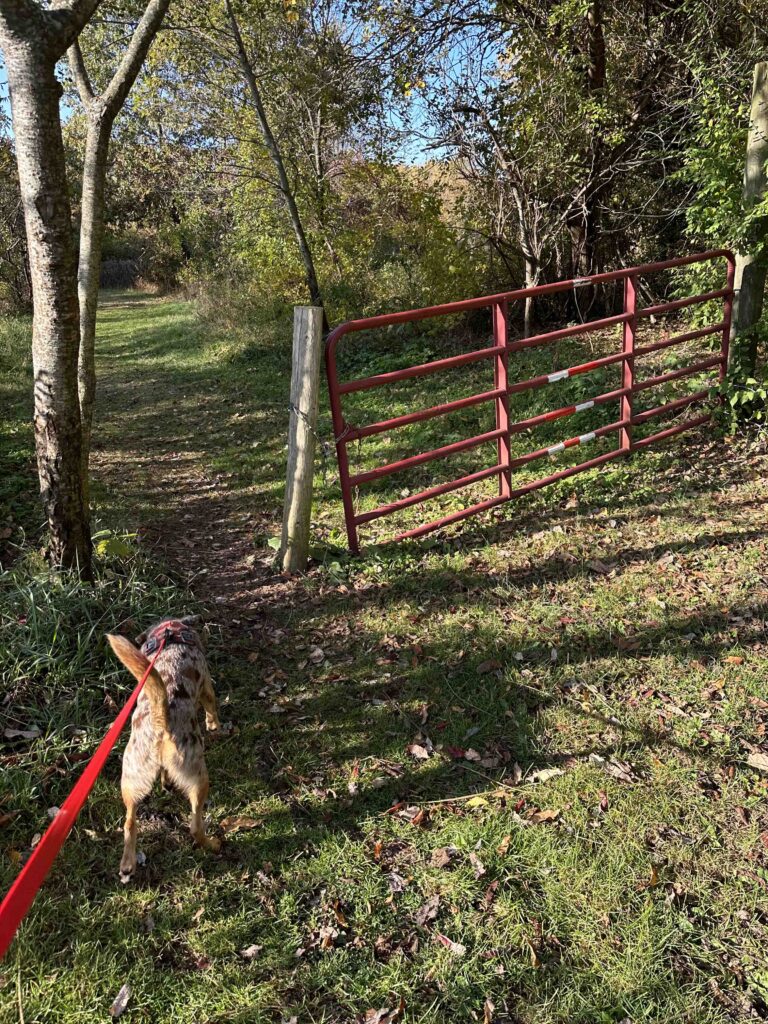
[
  {"left": 77, "top": 112, "right": 110, "bottom": 496},
  {"left": 730, "top": 61, "right": 768, "bottom": 376},
  {"left": 225, "top": 0, "right": 327, "bottom": 326},
  {"left": 568, "top": 0, "right": 606, "bottom": 314},
  {"left": 4, "top": 44, "right": 92, "bottom": 574},
  {"left": 68, "top": 0, "right": 171, "bottom": 485},
  {"left": 523, "top": 255, "right": 538, "bottom": 337}
]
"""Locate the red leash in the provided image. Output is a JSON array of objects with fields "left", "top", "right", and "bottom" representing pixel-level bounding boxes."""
[{"left": 0, "top": 636, "right": 167, "bottom": 961}]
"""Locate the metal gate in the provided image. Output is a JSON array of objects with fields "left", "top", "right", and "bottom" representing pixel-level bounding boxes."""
[{"left": 325, "top": 250, "right": 735, "bottom": 554}]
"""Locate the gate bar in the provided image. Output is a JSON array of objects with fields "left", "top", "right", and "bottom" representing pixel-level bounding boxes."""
[
  {"left": 509, "top": 418, "right": 630, "bottom": 470},
  {"left": 349, "top": 427, "right": 505, "bottom": 487},
  {"left": 634, "top": 322, "right": 725, "bottom": 358},
  {"left": 507, "top": 350, "right": 628, "bottom": 396},
  {"left": 356, "top": 463, "right": 505, "bottom": 525},
  {"left": 345, "top": 387, "right": 504, "bottom": 442},
  {"left": 633, "top": 413, "right": 712, "bottom": 449},
  {"left": 338, "top": 345, "right": 505, "bottom": 395},
  {"left": 637, "top": 288, "right": 730, "bottom": 319},
  {"left": 508, "top": 385, "right": 631, "bottom": 434},
  {"left": 633, "top": 355, "right": 723, "bottom": 393},
  {"left": 633, "top": 389, "right": 710, "bottom": 425}
]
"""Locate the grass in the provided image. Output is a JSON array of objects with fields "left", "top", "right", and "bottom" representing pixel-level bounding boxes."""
[{"left": 1, "top": 287, "right": 768, "bottom": 1022}]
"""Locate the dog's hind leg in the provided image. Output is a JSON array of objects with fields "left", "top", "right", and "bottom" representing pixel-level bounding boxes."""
[
  {"left": 200, "top": 676, "right": 221, "bottom": 733},
  {"left": 120, "top": 779, "right": 150, "bottom": 882},
  {"left": 120, "top": 744, "right": 158, "bottom": 882},
  {"left": 188, "top": 770, "right": 220, "bottom": 852}
]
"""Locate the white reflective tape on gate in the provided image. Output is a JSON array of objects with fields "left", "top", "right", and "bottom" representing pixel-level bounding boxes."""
[
  {"left": 547, "top": 369, "right": 570, "bottom": 384},
  {"left": 575, "top": 400, "right": 595, "bottom": 413},
  {"left": 578, "top": 431, "right": 596, "bottom": 445},
  {"left": 547, "top": 442, "right": 566, "bottom": 455}
]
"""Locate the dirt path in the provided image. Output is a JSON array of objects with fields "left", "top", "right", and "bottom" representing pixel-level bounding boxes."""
[{"left": 90, "top": 293, "right": 298, "bottom": 637}]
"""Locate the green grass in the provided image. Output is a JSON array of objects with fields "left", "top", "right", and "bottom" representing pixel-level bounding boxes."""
[{"left": 2, "top": 290, "right": 768, "bottom": 1022}]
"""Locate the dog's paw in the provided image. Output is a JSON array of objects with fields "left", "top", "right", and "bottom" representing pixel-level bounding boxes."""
[
  {"left": 206, "top": 720, "right": 235, "bottom": 740},
  {"left": 119, "top": 867, "right": 134, "bottom": 885}
]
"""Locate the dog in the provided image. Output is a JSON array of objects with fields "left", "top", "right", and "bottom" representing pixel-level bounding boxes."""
[{"left": 107, "top": 616, "right": 221, "bottom": 882}]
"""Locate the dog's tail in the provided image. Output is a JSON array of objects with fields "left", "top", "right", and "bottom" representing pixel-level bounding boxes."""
[{"left": 107, "top": 634, "right": 170, "bottom": 736}]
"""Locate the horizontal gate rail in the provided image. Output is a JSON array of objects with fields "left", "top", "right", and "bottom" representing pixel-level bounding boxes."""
[
  {"left": 632, "top": 389, "right": 710, "bottom": 424},
  {"left": 338, "top": 345, "right": 505, "bottom": 394},
  {"left": 634, "top": 322, "right": 725, "bottom": 358},
  {"left": 325, "top": 249, "right": 735, "bottom": 553},
  {"left": 349, "top": 427, "right": 505, "bottom": 487},
  {"left": 345, "top": 387, "right": 506, "bottom": 442},
  {"left": 633, "top": 355, "right": 724, "bottom": 393},
  {"left": 509, "top": 385, "right": 631, "bottom": 434},
  {"left": 508, "top": 418, "right": 631, "bottom": 470}
]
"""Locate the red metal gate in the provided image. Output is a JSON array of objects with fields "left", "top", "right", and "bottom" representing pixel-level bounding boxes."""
[{"left": 325, "top": 250, "right": 735, "bottom": 554}]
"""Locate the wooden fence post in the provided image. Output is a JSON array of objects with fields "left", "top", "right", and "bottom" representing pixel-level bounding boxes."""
[
  {"left": 281, "top": 305, "right": 324, "bottom": 573},
  {"left": 730, "top": 61, "right": 768, "bottom": 376}
]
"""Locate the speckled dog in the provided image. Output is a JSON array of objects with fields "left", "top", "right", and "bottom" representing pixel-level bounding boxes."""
[{"left": 107, "top": 617, "right": 221, "bottom": 882}]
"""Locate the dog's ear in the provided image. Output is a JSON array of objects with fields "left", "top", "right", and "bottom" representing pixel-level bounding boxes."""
[{"left": 180, "top": 614, "right": 203, "bottom": 629}]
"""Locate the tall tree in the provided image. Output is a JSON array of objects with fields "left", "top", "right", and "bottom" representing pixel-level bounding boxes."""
[
  {"left": 224, "top": 0, "right": 325, "bottom": 314},
  {"left": 0, "top": 0, "right": 101, "bottom": 574},
  {"left": 729, "top": 61, "right": 768, "bottom": 377},
  {"left": 68, "top": 0, "right": 171, "bottom": 495}
]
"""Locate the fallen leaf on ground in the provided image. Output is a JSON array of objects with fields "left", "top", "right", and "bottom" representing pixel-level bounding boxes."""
[
  {"left": 528, "top": 808, "right": 560, "bottom": 824},
  {"left": 332, "top": 900, "right": 348, "bottom": 926},
  {"left": 725, "top": 656, "right": 744, "bottom": 665},
  {"left": 3, "top": 728, "right": 40, "bottom": 740},
  {"left": 477, "top": 659, "right": 501, "bottom": 674},
  {"left": 362, "top": 997, "right": 405, "bottom": 1024},
  {"left": 220, "top": 815, "right": 262, "bottom": 834},
  {"left": 589, "top": 753, "right": 639, "bottom": 783},
  {"left": 387, "top": 871, "right": 408, "bottom": 893},
  {"left": 430, "top": 845, "right": 458, "bottom": 868},
  {"left": 414, "top": 893, "right": 440, "bottom": 927},
  {"left": 434, "top": 933, "right": 466, "bottom": 956},
  {"left": 464, "top": 748, "right": 482, "bottom": 762},
  {"left": 747, "top": 752, "right": 768, "bottom": 773},
  {"left": 529, "top": 767, "right": 565, "bottom": 784},
  {"left": 484, "top": 998, "right": 495, "bottom": 1024},
  {"left": 524, "top": 936, "right": 541, "bottom": 968},
  {"left": 109, "top": 983, "right": 131, "bottom": 1018},
  {"left": 466, "top": 796, "right": 489, "bottom": 809},
  {"left": 0, "top": 812, "right": 19, "bottom": 828},
  {"left": 445, "top": 745, "right": 466, "bottom": 759},
  {"left": 239, "top": 943, "right": 263, "bottom": 960},
  {"left": 469, "top": 852, "right": 486, "bottom": 878},
  {"left": 406, "top": 743, "right": 431, "bottom": 760},
  {"left": 497, "top": 835, "right": 511, "bottom": 856}
]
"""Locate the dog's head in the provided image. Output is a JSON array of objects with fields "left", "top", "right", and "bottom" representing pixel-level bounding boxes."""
[{"left": 135, "top": 614, "right": 204, "bottom": 649}]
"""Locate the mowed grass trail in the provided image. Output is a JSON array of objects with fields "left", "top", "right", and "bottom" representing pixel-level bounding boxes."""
[{"left": 2, "top": 292, "right": 768, "bottom": 1023}]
